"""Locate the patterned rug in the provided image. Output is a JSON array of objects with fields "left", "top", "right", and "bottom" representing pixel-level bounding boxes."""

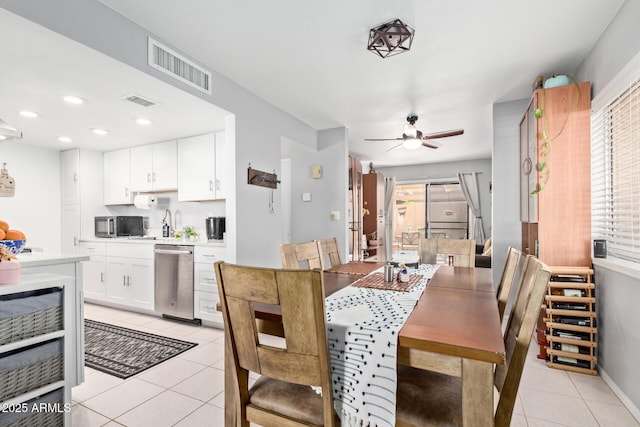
[{"left": 84, "top": 319, "right": 198, "bottom": 379}]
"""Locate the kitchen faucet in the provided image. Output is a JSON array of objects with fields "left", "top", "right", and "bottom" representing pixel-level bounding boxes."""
[{"left": 162, "top": 209, "right": 173, "bottom": 236}]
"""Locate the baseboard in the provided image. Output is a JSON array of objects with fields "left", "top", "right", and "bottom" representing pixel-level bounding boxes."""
[{"left": 599, "top": 366, "right": 640, "bottom": 423}]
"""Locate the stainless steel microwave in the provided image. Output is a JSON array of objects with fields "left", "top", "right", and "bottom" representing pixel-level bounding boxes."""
[{"left": 95, "top": 216, "right": 145, "bottom": 238}]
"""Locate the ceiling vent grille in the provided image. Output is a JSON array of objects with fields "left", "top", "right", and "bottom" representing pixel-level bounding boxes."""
[
  {"left": 122, "top": 94, "right": 157, "bottom": 107},
  {"left": 148, "top": 37, "right": 212, "bottom": 95}
]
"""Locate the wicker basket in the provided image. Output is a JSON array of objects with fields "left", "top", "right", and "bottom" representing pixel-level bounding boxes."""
[
  {"left": 0, "top": 289, "right": 63, "bottom": 345},
  {"left": 0, "top": 389, "right": 64, "bottom": 427},
  {"left": 0, "top": 339, "right": 64, "bottom": 402}
]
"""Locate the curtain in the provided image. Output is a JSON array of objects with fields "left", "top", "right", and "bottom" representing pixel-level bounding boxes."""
[
  {"left": 384, "top": 177, "right": 396, "bottom": 262},
  {"left": 457, "top": 172, "right": 486, "bottom": 243}
]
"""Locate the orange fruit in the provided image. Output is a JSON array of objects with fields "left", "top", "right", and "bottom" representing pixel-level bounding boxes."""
[
  {"left": 5, "top": 230, "right": 25, "bottom": 240},
  {"left": 0, "top": 230, "right": 4, "bottom": 240},
  {"left": 0, "top": 220, "right": 8, "bottom": 232}
]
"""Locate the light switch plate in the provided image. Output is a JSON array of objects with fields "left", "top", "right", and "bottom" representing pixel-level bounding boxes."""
[
  {"left": 312, "top": 165, "right": 322, "bottom": 179},
  {"left": 302, "top": 192, "right": 312, "bottom": 202},
  {"left": 330, "top": 210, "right": 340, "bottom": 220}
]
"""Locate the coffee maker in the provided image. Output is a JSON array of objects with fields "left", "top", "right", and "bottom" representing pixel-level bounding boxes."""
[{"left": 205, "top": 216, "right": 225, "bottom": 240}]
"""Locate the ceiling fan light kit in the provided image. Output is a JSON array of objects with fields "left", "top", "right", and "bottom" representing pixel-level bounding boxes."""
[
  {"left": 367, "top": 18, "right": 415, "bottom": 58},
  {"left": 365, "top": 114, "right": 464, "bottom": 151}
]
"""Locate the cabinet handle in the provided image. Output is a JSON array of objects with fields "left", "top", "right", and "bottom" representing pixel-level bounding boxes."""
[
  {"left": 127, "top": 276, "right": 131, "bottom": 286},
  {"left": 100, "top": 272, "right": 105, "bottom": 283},
  {"left": 203, "top": 305, "right": 216, "bottom": 311},
  {"left": 202, "top": 278, "right": 216, "bottom": 283},
  {"left": 215, "top": 179, "right": 221, "bottom": 191},
  {"left": 123, "top": 276, "right": 127, "bottom": 286},
  {"left": 209, "top": 180, "right": 214, "bottom": 191},
  {"left": 73, "top": 172, "right": 78, "bottom": 183},
  {"left": 152, "top": 172, "right": 156, "bottom": 182},
  {"left": 74, "top": 237, "right": 79, "bottom": 247},
  {"left": 125, "top": 187, "right": 129, "bottom": 197},
  {"left": 147, "top": 173, "right": 151, "bottom": 183}
]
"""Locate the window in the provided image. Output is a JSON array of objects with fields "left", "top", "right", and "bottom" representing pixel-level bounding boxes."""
[{"left": 592, "top": 70, "right": 640, "bottom": 262}]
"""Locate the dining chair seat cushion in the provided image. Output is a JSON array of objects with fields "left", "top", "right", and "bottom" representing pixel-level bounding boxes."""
[
  {"left": 249, "top": 376, "right": 327, "bottom": 425},
  {"left": 396, "top": 365, "right": 462, "bottom": 426}
]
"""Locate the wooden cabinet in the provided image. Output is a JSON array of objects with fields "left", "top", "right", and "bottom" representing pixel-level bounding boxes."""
[
  {"left": 177, "top": 132, "right": 225, "bottom": 201},
  {"left": 103, "top": 148, "right": 132, "bottom": 205},
  {"left": 130, "top": 140, "right": 178, "bottom": 192},
  {"left": 545, "top": 267, "right": 597, "bottom": 375},
  {"left": 362, "top": 172, "right": 385, "bottom": 258},
  {"left": 519, "top": 81, "right": 591, "bottom": 266}
]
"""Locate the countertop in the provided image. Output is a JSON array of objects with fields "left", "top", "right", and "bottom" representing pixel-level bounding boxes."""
[
  {"left": 15, "top": 251, "right": 90, "bottom": 268},
  {"left": 79, "top": 237, "right": 226, "bottom": 247}
]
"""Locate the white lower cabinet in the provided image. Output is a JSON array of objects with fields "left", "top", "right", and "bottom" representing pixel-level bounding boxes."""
[
  {"left": 106, "top": 257, "right": 154, "bottom": 311},
  {"left": 193, "top": 246, "right": 226, "bottom": 326},
  {"left": 79, "top": 242, "right": 107, "bottom": 301}
]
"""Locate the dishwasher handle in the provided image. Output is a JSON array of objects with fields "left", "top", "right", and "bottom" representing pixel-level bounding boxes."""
[{"left": 154, "top": 248, "right": 193, "bottom": 255}]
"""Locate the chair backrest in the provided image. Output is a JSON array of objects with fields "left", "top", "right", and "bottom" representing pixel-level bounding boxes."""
[
  {"left": 496, "top": 246, "right": 523, "bottom": 322},
  {"left": 215, "top": 261, "right": 336, "bottom": 426},
  {"left": 494, "top": 255, "right": 551, "bottom": 427},
  {"left": 316, "top": 237, "right": 342, "bottom": 270},
  {"left": 280, "top": 241, "right": 323, "bottom": 269},
  {"left": 419, "top": 238, "right": 475, "bottom": 266},
  {"left": 418, "top": 237, "right": 438, "bottom": 264},
  {"left": 401, "top": 232, "right": 420, "bottom": 249}
]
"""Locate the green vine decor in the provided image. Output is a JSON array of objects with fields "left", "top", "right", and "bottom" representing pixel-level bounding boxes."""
[{"left": 530, "top": 77, "right": 582, "bottom": 195}]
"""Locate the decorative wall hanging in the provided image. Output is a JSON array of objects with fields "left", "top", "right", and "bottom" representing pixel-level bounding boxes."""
[
  {"left": 247, "top": 165, "right": 280, "bottom": 189},
  {"left": 0, "top": 163, "right": 15, "bottom": 197}
]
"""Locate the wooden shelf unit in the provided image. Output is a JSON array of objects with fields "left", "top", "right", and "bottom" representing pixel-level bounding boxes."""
[{"left": 544, "top": 266, "right": 597, "bottom": 375}]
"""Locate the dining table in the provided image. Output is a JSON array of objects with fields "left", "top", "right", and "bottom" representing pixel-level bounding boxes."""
[{"left": 222, "top": 262, "right": 505, "bottom": 427}]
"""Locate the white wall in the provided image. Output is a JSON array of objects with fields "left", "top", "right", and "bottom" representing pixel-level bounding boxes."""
[{"left": 0, "top": 142, "right": 61, "bottom": 251}]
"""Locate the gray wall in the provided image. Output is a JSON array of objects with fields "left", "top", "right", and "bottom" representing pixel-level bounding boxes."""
[
  {"left": 376, "top": 157, "right": 492, "bottom": 242},
  {"left": 1, "top": 0, "right": 348, "bottom": 268}
]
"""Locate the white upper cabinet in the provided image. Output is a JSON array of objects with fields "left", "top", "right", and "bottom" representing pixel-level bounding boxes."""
[
  {"left": 104, "top": 148, "right": 132, "bottom": 205},
  {"left": 61, "top": 149, "right": 80, "bottom": 205},
  {"left": 214, "top": 131, "right": 226, "bottom": 200},
  {"left": 130, "top": 140, "right": 177, "bottom": 192},
  {"left": 178, "top": 132, "right": 225, "bottom": 201}
]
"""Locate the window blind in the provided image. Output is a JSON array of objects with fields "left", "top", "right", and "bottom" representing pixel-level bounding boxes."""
[{"left": 591, "top": 75, "right": 640, "bottom": 262}]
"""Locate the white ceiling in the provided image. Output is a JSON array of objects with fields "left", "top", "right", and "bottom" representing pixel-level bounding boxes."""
[{"left": 1, "top": 1, "right": 625, "bottom": 166}]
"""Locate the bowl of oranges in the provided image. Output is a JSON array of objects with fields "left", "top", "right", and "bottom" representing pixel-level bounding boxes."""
[{"left": 0, "top": 220, "right": 26, "bottom": 256}]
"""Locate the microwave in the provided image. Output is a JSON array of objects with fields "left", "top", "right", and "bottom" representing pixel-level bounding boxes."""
[{"left": 95, "top": 216, "right": 146, "bottom": 238}]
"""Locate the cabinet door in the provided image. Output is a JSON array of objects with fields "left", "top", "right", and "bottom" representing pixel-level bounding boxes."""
[
  {"left": 152, "top": 140, "right": 178, "bottom": 191},
  {"left": 178, "top": 133, "right": 216, "bottom": 201},
  {"left": 104, "top": 149, "right": 132, "bottom": 204},
  {"left": 128, "top": 258, "right": 154, "bottom": 310},
  {"left": 130, "top": 145, "right": 153, "bottom": 192},
  {"left": 83, "top": 256, "right": 107, "bottom": 301},
  {"left": 61, "top": 204, "right": 80, "bottom": 253},
  {"left": 106, "top": 257, "right": 129, "bottom": 304},
  {"left": 61, "top": 149, "right": 80, "bottom": 205},
  {"left": 527, "top": 95, "right": 538, "bottom": 222},
  {"left": 214, "top": 131, "right": 226, "bottom": 199}
]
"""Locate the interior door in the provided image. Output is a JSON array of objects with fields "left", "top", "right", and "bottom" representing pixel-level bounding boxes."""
[{"left": 348, "top": 156, "right": 362, "bottom": 261}]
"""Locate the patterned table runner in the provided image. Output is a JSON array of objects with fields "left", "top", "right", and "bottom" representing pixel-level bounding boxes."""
[{"left": 325, "top": 264, "right": 438, "bottom": 426}]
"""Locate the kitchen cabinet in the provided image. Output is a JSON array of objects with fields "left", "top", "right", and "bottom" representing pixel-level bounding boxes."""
[
  {"left": 519, "top": 81, "right": 591, "bottom": 266},
  {"left": 130, "top": 140, "right": 178, "bottom": 192},
  {"left": 79, "top": 242, "right": 107, "bottom": 301},
  {"left": 193, "top": 245, "right": 227, "bottom": 326},
  {"left": 106, "top": 257, "right": 154, "bottom": 311},
  {"left": 177, "top": 131, "right": 225, "bottom": 201},
  {"left": 104, "top": 148, "right": 132, "bottom": 205},
  {"left": 61, "top": 149, "right": 80, "bottom": 205},
  {"left": 61, "top": 204, "right": 80, "bottom": 253}
]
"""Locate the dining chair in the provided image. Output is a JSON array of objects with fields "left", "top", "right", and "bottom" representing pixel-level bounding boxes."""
[
  {"left": 418, "top": 237, "right": 438, "bottom": 264},
  {"left": 214, "top": 261, "right": 338, "bottom": 427},
  {"left": 436, "top": 238, "right": 476, "bottom": 267},
  {"left": 496, "top": 246, "right": 523, "bottom": 322},
  {"left": 279, "top": 241, "right": 323, "bottom": 270},
  {"left": 401, "top": 232, "right": 420, "bottom": 250},
  {"left": 395, "top": 255, "right": 551, "bottom": 427},
  {"left": 316, "top": 237, "right": 342, "bottom": 270}
]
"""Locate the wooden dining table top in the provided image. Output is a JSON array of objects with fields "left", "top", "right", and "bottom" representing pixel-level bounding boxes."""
[{"left": 253, "top": 261, "right": 505, "bottom": 365}]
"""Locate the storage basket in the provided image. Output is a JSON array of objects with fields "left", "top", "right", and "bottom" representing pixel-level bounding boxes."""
[
  {"left": 0, "top": 339, "right": 64, "bottom": 402},
  {"left": 0, "top": 288, "right": 63, "bottom": 345},
  {"left": 0, "top": 389, "right": 64, "bottom": 427}
]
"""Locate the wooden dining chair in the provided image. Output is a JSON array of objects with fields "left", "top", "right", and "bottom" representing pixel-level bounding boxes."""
[
  {"left": 496, "top": 246, "right": 523, "bottom": 322},
  {"left": 395, "top": 255, "right": 551, "bottom": 427},
  {"left": 279, "top": 241, "right": 323, "bottom": 270},
  {"left": 418, "top": 237, "right": 438, "bottom": 264},
  {"left": 214, "top": 261, "right": 338, "bottom": 427},
  {"left": 436, "top": 238, "right": 476, "bottom": 267},
  {"left": 401, "top": 232, "right": 420, "bottom": 250},
  {"left": 316, "top": 237, "right": 342, "bottom": 270}
]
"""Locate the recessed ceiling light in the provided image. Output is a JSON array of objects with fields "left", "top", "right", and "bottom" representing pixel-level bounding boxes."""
[
  {"left": 91, "top": 128, "right": 109, "bottom": 135},
  {"left": 58, "top": 136, "right": 73, "bottom": 143},
  {"left": 0, "top": 136, "right": 7, "bottom": 141},
  {"left": 62, "top": 95, "right": 85, "bottom": 105},
  {"left": 135, "top": 118, "right": 152, "bottom": 125},
  {"left": 19, "top": 111, "right": 39, "bottom": 118}
]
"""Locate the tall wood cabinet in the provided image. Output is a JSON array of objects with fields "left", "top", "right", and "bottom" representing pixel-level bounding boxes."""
[
  {"left": 519, "top": 81, "right": 592, "bottom": 266},
  {"left": 362, "top": 172, "right": 385, "bottom": 258}
]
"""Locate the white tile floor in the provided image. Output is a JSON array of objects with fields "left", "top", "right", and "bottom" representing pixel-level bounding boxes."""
[{"left": 73, "top": 303, "right": 640, "bottom": 426}]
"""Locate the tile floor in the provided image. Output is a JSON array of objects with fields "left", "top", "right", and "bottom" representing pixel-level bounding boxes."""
[{"left": 73, "top": 303, "right": 640, "bottom": 426}]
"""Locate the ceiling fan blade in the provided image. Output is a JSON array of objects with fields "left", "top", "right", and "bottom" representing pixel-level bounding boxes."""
[
  {"left": 422, "top": 129, "right": 464, "bottom": 140},
  {"left": 385, "top": 142, "right": 404, "bottom": 152},
  {"left": 422, "top": 140, "right": 443, "bottom": 149},
  {"left": 364, "top": 138, "right": 404, "bottom": 141}
]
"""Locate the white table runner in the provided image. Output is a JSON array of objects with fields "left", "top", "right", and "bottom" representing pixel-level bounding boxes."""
[{"left": 325, "top": 264, "right": 438, "bottom": 427}]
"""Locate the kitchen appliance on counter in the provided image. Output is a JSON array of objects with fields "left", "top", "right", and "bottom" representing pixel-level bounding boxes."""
[
  {"left": 205, "top": 216, "right": 225, "bottom": 241},
  {"left": 154, "top": 244, "right": 199, "bottom": 323},
  {"left": 95, "top": 216, "right": 147, "bottom": 238}
]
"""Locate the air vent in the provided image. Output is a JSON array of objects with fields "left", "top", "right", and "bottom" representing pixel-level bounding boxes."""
[
  {"left": 122, "top": 94, "right": 157, "bottom": 108},
  {"left": 148, "top": 37, "right": 212, "bottom": 95}
]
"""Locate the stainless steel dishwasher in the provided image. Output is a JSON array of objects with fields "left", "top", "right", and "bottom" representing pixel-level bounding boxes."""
[{"left": 154, "top": 244, "right": 199, "bottom": 323}]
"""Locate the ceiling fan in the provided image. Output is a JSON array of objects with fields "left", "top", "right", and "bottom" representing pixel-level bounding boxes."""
[{"left": 365, "top": 114, "right": 464, "bottom": 151}]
